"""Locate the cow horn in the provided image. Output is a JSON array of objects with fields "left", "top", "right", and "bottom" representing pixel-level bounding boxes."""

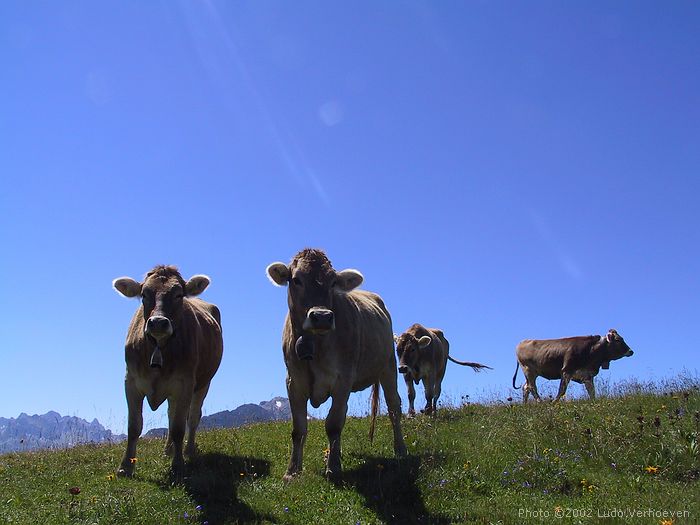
[{"left": 150, "top": 347, "right": 163, "bottom": 368}]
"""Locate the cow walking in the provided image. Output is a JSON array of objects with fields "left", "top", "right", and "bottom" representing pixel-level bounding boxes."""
[
  {"left": 395, "top": 324, "right": 491, "bottom": 416},
  {"left": 267, "top": 249, "right": 407, "bottom": 480},
  {"left": 112, "top": 265, "right": 223, "bottom": 479},
  {"left": 513, "top": 329, "right": 633, "bottom": 402}
]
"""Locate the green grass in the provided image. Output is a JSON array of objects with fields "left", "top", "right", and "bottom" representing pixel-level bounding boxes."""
[{"left": 2, "top": 377, "right": 699, "bottom": 524}]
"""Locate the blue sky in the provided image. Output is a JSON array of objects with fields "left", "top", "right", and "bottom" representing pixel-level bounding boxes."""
[{"left": 1, "top": 2, "right": 698, "bottom": 433}]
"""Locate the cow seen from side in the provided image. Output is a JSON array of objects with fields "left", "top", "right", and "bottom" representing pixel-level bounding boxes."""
[
  {"left": 513, "top": 328, "right": 634, "bottom": 402},
  {"left": 395, "top": 323, "right": 492, "bottom": 416},
  {"left": 112, "top": 265, "right": 223, "bottom": 479},
  {"left": 267, "top": 248, "right": 407, "bottom": 481}
]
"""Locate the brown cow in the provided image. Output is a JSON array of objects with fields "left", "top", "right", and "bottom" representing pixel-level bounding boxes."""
[
  {"left": 513, "top": 328, "right": 633, "bottom": 403},
  {"left": 267, "top": 248, "right": 407, "bottom": 480},
  {"left": 395, "top": 324, "right": 492, "bottom": 416},
  {"left": 112, "top": 265, "right": 223, "bottom": 479}
]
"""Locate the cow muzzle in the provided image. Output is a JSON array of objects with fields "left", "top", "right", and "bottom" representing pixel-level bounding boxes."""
[
  {"left": 145, "top": 315, "right": 173, "bottom": 340},
  {"left": 398, "top": 365, "right": 409, "bottom": 374},
  {"left": 302, "top": 307, "right": 335, "bottom": 334},
  {"left": 625, "top": 350, "right": 634, "bottom": 357}
]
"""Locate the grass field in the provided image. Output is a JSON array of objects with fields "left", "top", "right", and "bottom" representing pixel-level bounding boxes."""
[{"left": 1, "top": 375, "right": 698, "bottom": 524}]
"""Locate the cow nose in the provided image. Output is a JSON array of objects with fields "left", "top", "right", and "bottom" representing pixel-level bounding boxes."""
[
  {"left": 626, "top": 350, "right": 634, "bottom": 356},
  {"left": 146, "top": 316, "right": 172, "bottom": 335},
  {"left": 398, "top": 365, "right": 408, "bottom": 374},
  {"left": 309, "top": 309, "right": 333, "bottom": 324}
]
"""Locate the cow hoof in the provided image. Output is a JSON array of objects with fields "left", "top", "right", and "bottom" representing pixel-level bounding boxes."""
[
  {"left": 116, "top": 467, "right": 133, "bottom": 478},
  {"left": 324, "top": 468, "right": 342, "bottom": 483},
  {"left": 282, "top": 472, "right": 299, "bottom": 483}
]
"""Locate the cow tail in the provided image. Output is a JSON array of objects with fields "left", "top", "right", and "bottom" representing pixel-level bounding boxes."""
[
  {"left": 447, "top": 355, "right": 493, "bottom": 372},
  {"left": 512, "top": 361, "right": 522, "bottom": 390},
  {"left": 368, "top": 381, "right": 380, "bottom": 443}
]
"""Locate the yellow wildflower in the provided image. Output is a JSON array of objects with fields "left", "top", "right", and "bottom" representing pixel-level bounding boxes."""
[{"left": 644, "top": 466, "right": 659, "bottom": 474}]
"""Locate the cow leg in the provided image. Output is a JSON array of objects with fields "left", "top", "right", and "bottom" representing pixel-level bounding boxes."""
[
  {"left": 584, "top": 378, "right": 596, "bottom": 400},
  {"left": 324, "top": 395, "right": 348, "bottom": 479},
  {"left": 284, "top": 382, "right": 308, "bottom": 481},
  {"left": 432, "top": 378, "right": 442, "bottom": 414},
  {"left": 185, "top": 383, "right": 210, "bottom": 457},
  {"left": 404, "top": 375, "right": 416, "bottom": 417},
  {"left": 117, "top": 378, "right": 144, "bottom": 477},
  {"left": 167, "top": 391, "right": 193, "bottom": 480},
  {"left": 404, "top": 374, "right": 416, "bottom": 417},
  {"left": 522, "top": 368, "right": 541, "bottom": 403},
  {"left": 164, "top": 403, "right": 175, "bottom": 457},
  {"left": 554, "top": 372, "right": 572, "bottom": 402},
  {"left": 381, "top": 369, "right": 407, "bottom": 457},
  {"left": 423, "top": 379, "right": 435, "bottom": 415}
]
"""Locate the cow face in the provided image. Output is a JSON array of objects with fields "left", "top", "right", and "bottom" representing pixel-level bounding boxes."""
[
  {"left": 267, "top": 249, "right": 363, "bottom": 336},
  {"left": 113, "top": 266, "right": 210, "bottom": 348},
  {"left": 604, "top": 329, "right": 634, "bottom": 366},
  {"left": 395, "top": 334, "right": 432, "bottom": 376}
]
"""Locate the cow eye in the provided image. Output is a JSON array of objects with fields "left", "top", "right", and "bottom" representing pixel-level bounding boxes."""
[{"left": 292, "top": 277, "right": 302, "bottom": 287}]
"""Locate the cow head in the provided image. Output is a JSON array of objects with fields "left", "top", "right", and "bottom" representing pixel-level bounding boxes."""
[
  {"left": 113, "top": 266, "right": 210, "bottom": 363},
  {"left": 602, "top": 329, "right": 634, "bottom": 368},
  {"left": 267, "top": 248, "right": 363, "bottom": 343},
  {"left": 395, "top": 333, "right": 432, "bottom": 376}
]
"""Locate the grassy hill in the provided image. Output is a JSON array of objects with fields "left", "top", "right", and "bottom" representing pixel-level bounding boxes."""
[{"left": 1, "top": 377, "right": 698, "bottom": 525}]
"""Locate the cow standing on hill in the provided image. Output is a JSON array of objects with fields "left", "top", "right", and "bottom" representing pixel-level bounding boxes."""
[
  {"left": 513, "top": 329, "right": 634, "bottom": 403},
  {"left": 395, "top": 324, "right": 492, "bottom": 416},
  {"left": 112, "top": 265, "right": 223, "bottom": 479},
  {"left": 267, "top": 249, "right": 407, "bottom": 480}
]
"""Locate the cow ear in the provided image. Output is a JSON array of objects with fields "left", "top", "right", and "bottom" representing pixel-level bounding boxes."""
[
  {"left": 185, "top": 275, "right": 210, "bottom": 297},
  {"left": 113, "top": 277, "right": 142, "bottom": 298},
  {"left": 418, "top": 335, "right": 432, "bottom": 348},
  {"left": 606, "top": 332, "right": 614, "bottom": 343},
  {"left": 335, "top": 269, "right": 363, "bottom": 291},
  {"left": 267, "top": 262, "right": 290, "bottom": 286}
]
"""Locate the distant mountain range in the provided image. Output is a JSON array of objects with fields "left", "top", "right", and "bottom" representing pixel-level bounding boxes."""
[
  {"left": 0, "top": 411, "right": 125, "bottom": 454},
  {"left": 0, "top": 397, "right": 290, "bottom": 454}
]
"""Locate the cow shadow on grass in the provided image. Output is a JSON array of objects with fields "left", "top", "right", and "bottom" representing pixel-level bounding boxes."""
[
  {"left": 337, "top": 454, "right": 451, "bottom": 525},
  {"left": 155, "top": 453, "right": 275, "bottom": 524}
]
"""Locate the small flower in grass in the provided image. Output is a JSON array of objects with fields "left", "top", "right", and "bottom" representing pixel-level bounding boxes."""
[
  {"left": 106, "top": 474, "right": 115, "bottom": 481},
  {"left": 463, "top": 461, "right": 471, "bottom": 470},
  {"left": 660, "top": 519, "right": 674, "bottom": 525},
  {"left": 183, "top": 511, "right": 189, "bottom": 519},
  {"left": 283, "top": 506, "right": 289, "bottom": 513},
  {"left": 439, "top": 479, "right": 448, "bottom": 487},
  {"left": 69, "top": 486, "right": 81, "bottom": 495},
  {"left": 195, "top": 505, "right": 203, "bottom": 511},
  {"left": 611, "top": 462, "right": 617, "bottom": 469},
  {"left": 129, "top": 457, "right": 137, "bottom": 464},
  {"left": 645, "top": 466, "right": 659, "bottom": 474}
]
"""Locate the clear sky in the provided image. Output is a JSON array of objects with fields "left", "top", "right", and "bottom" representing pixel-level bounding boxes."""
[{"left": 1, "top": 2, "right": 698, "bottom": 433}]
